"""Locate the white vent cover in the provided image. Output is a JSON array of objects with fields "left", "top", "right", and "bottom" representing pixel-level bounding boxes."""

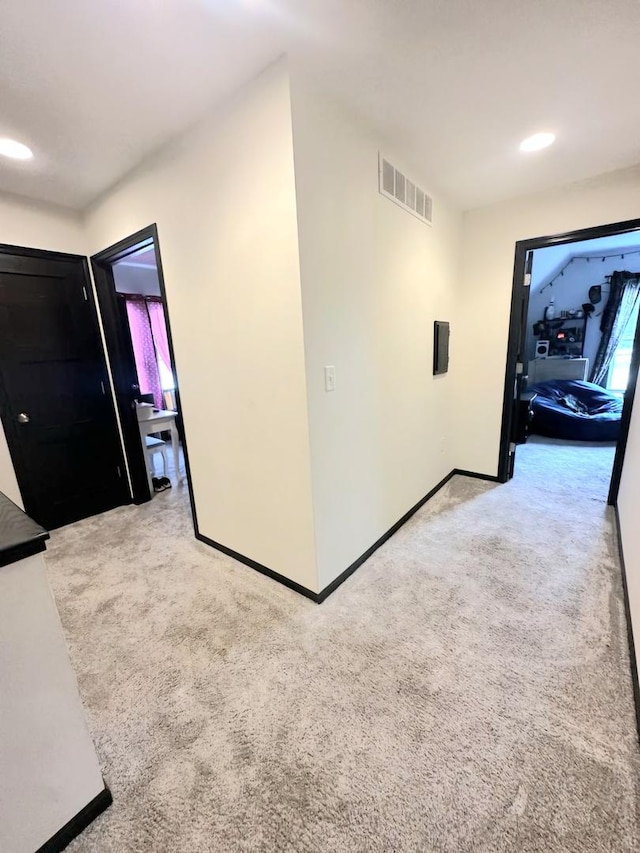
[{"left": 378, "top": 153, "right": 433, "bottom": 225}]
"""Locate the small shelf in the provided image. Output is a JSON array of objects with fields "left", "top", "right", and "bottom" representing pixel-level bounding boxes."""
[{"left": 535, "top": 315, "right": 587, "bottom": 358}]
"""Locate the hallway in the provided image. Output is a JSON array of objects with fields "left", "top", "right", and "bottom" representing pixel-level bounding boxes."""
[{"left": 46, "top": 439, "right": 640, "bottom": 852}]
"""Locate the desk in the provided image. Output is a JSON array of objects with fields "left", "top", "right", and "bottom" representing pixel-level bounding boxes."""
[{"left": 137, "top": 409, "right": 182, "bottom": 493}]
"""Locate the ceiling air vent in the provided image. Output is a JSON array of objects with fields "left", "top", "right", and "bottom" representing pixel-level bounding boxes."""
[{"left": 378, "top": 153, "right": 433, "bottom": 225}]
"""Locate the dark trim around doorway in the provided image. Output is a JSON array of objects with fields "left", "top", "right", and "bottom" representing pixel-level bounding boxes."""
[
  {"left": 612, "top": 504, "right": 640, "bottom": 744},
  {"left": 91, "top": 236, "right": 152, "bottom": 503},
  {"left": 91, "top": 225, "right": 197, "bottom": 526},
  {"left": 498, "top": 217, "right": 640, "bottom": 499},
  {"left": 609, "top": 306, "right": 640, "bottom": 504}
]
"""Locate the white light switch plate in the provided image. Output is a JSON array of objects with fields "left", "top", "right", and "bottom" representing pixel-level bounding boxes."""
[{"left": 324, "top": 365, "right": 336, "bottom": 392}]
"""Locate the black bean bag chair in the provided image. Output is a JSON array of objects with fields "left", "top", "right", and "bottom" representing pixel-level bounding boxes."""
[{"left": 529, "top": 379, "right": 622, "bottom": 441}]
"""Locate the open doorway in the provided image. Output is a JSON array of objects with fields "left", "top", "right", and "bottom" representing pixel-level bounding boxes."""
[
  {"left": 91, "top": 226, "right": 194, "bottom": 512},
  {"left": 500, "top": 218, "right": 640, "bottom": 505}
]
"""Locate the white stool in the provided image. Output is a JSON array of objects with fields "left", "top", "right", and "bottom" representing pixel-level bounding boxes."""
[{"left": 144, "top": 435, "right": 168, "bottom": 479}]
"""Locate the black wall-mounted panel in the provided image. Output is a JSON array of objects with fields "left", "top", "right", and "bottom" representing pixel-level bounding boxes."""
[{"left": 433, "top": 321, "right": 450, "bottom": 375}]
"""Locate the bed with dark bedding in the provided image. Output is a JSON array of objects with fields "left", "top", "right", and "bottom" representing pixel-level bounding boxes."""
[{"left": 529, "top": 379, "right": 623, "bottom": 441}]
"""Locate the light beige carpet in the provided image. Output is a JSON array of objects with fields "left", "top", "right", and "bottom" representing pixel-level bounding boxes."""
[{"left": 45, "top": 438, "right": 640, "bottom": 852}]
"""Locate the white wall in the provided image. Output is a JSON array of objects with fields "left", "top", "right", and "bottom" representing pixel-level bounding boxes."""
[
  {"left": 0, "top": 552, "right": 105, "bottom": 853},
  {"left": 291, "top": 77, "right": 461, "bottom": 590},
  {"left": 84, "top": 61, "right": 319, "bottom": 591},
  {"left": 618, "top": 395, "right": 640, "bottom": 656},
  {"left": 0, "top": 194, "right": 85, "bottom": 506},
  {"left": 456, "top": 164, "right": 640, "bottom": 475},
  {"left": 0, "top": 193, "right": 85, "bottom": 254}
]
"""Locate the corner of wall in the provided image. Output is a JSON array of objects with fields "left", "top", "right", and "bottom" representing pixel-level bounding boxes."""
[
  {"left": 289, "top": 73, "right": 463, "bottom": 591},
  {"left": 82, "top": 59, "right": 321, "bottom": 594}
]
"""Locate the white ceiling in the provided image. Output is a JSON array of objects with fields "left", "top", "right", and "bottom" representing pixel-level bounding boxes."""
[
  {"left": 113, "top": 247, "right": 160, "bottom": 296},
  {"left": 120, "top": 246, "right": 157, "bottom": 269},
  {"left": 2, "top": 0, "right": 640, "bottom": 211}
]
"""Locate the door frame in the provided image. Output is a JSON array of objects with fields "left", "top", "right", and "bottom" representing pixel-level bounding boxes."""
[
  {"left": 499, "top": 216, "right": 640, "bottom": 504},
  {"left": 91, "top": 224, "right": 196, "bottom": 517},
  {"left": 0, "top": 242, "right": 130, "bottom": 521}
]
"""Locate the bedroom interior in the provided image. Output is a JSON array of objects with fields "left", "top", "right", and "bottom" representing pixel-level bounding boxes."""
[{"left": 516, "top": 231, "right": 640, "bottom": 490}]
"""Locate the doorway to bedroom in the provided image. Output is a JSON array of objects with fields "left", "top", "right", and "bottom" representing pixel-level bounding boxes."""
[
  {"left": 499, "top": 218, "right": 640, "bottom": 506},
  {"left": 91, "top": 226, "right": 195, "bottom": 512}
]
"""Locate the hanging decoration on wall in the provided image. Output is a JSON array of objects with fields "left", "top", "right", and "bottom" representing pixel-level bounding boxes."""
[
  {"left": 588, "top": 285, "right": 602, "bottom": 304},
  {"left": 539, "top": 248, "right": 640, "bottom": 293}
]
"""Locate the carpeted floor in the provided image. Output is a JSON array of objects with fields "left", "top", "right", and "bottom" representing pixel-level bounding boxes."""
[{"left": 45, "top": 438, "right": 640, "bottom": 852}]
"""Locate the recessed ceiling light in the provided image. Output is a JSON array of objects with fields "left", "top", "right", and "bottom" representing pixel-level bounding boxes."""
[
  {"left": 519, "top": 132, "right": 556, "bottom": 153},
  {"left": 0, "top": 138, "right": 33, "bottom": 160}
]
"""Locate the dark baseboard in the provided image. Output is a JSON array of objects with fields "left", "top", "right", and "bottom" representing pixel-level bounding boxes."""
[
  {"left": 36, "top": 785, "right": 112, "bottom": 853},
  {"left": 612, "top": 504, "right": 640, "bottom": 745},
  {"left": 452, "top": 468, "right": 501, "bottom": 483},
  {"left": 195, "top": 532, "right": 318, "bottom": 602},
  {"left": 196, "top": 467, "right": 496, "bottom": 604},
  {"left": 316, "top": 469, "right": 458, "bottom": 602}
]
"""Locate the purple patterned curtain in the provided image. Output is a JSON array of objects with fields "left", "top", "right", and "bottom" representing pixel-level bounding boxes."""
[
  {"left": 125, "top": 297, "right": 163, "bottom": 409},
  {"left": 147, "top": 298, "right": 172, "bottom": 375}
]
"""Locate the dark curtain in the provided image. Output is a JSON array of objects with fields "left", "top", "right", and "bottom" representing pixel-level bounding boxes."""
[{"left": 589, "top": 271, "right": 640, "bottom": 385}]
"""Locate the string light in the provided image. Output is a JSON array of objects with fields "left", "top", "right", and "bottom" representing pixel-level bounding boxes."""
[{"left": 540, "top": 248, "right": 640, "bottom": 292}]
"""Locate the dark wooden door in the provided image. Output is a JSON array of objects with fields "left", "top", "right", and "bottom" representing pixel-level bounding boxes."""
[{"left": 0, "top": 247, "right": 129, "bottom": 529}]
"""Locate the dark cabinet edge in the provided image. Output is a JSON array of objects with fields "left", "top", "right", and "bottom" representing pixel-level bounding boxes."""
[
  {"left": 0, "top": 536, "right": 48, "bottom": 568},
  {"left": 0, "top": 490, "right": 49, "bottom": 568}
]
